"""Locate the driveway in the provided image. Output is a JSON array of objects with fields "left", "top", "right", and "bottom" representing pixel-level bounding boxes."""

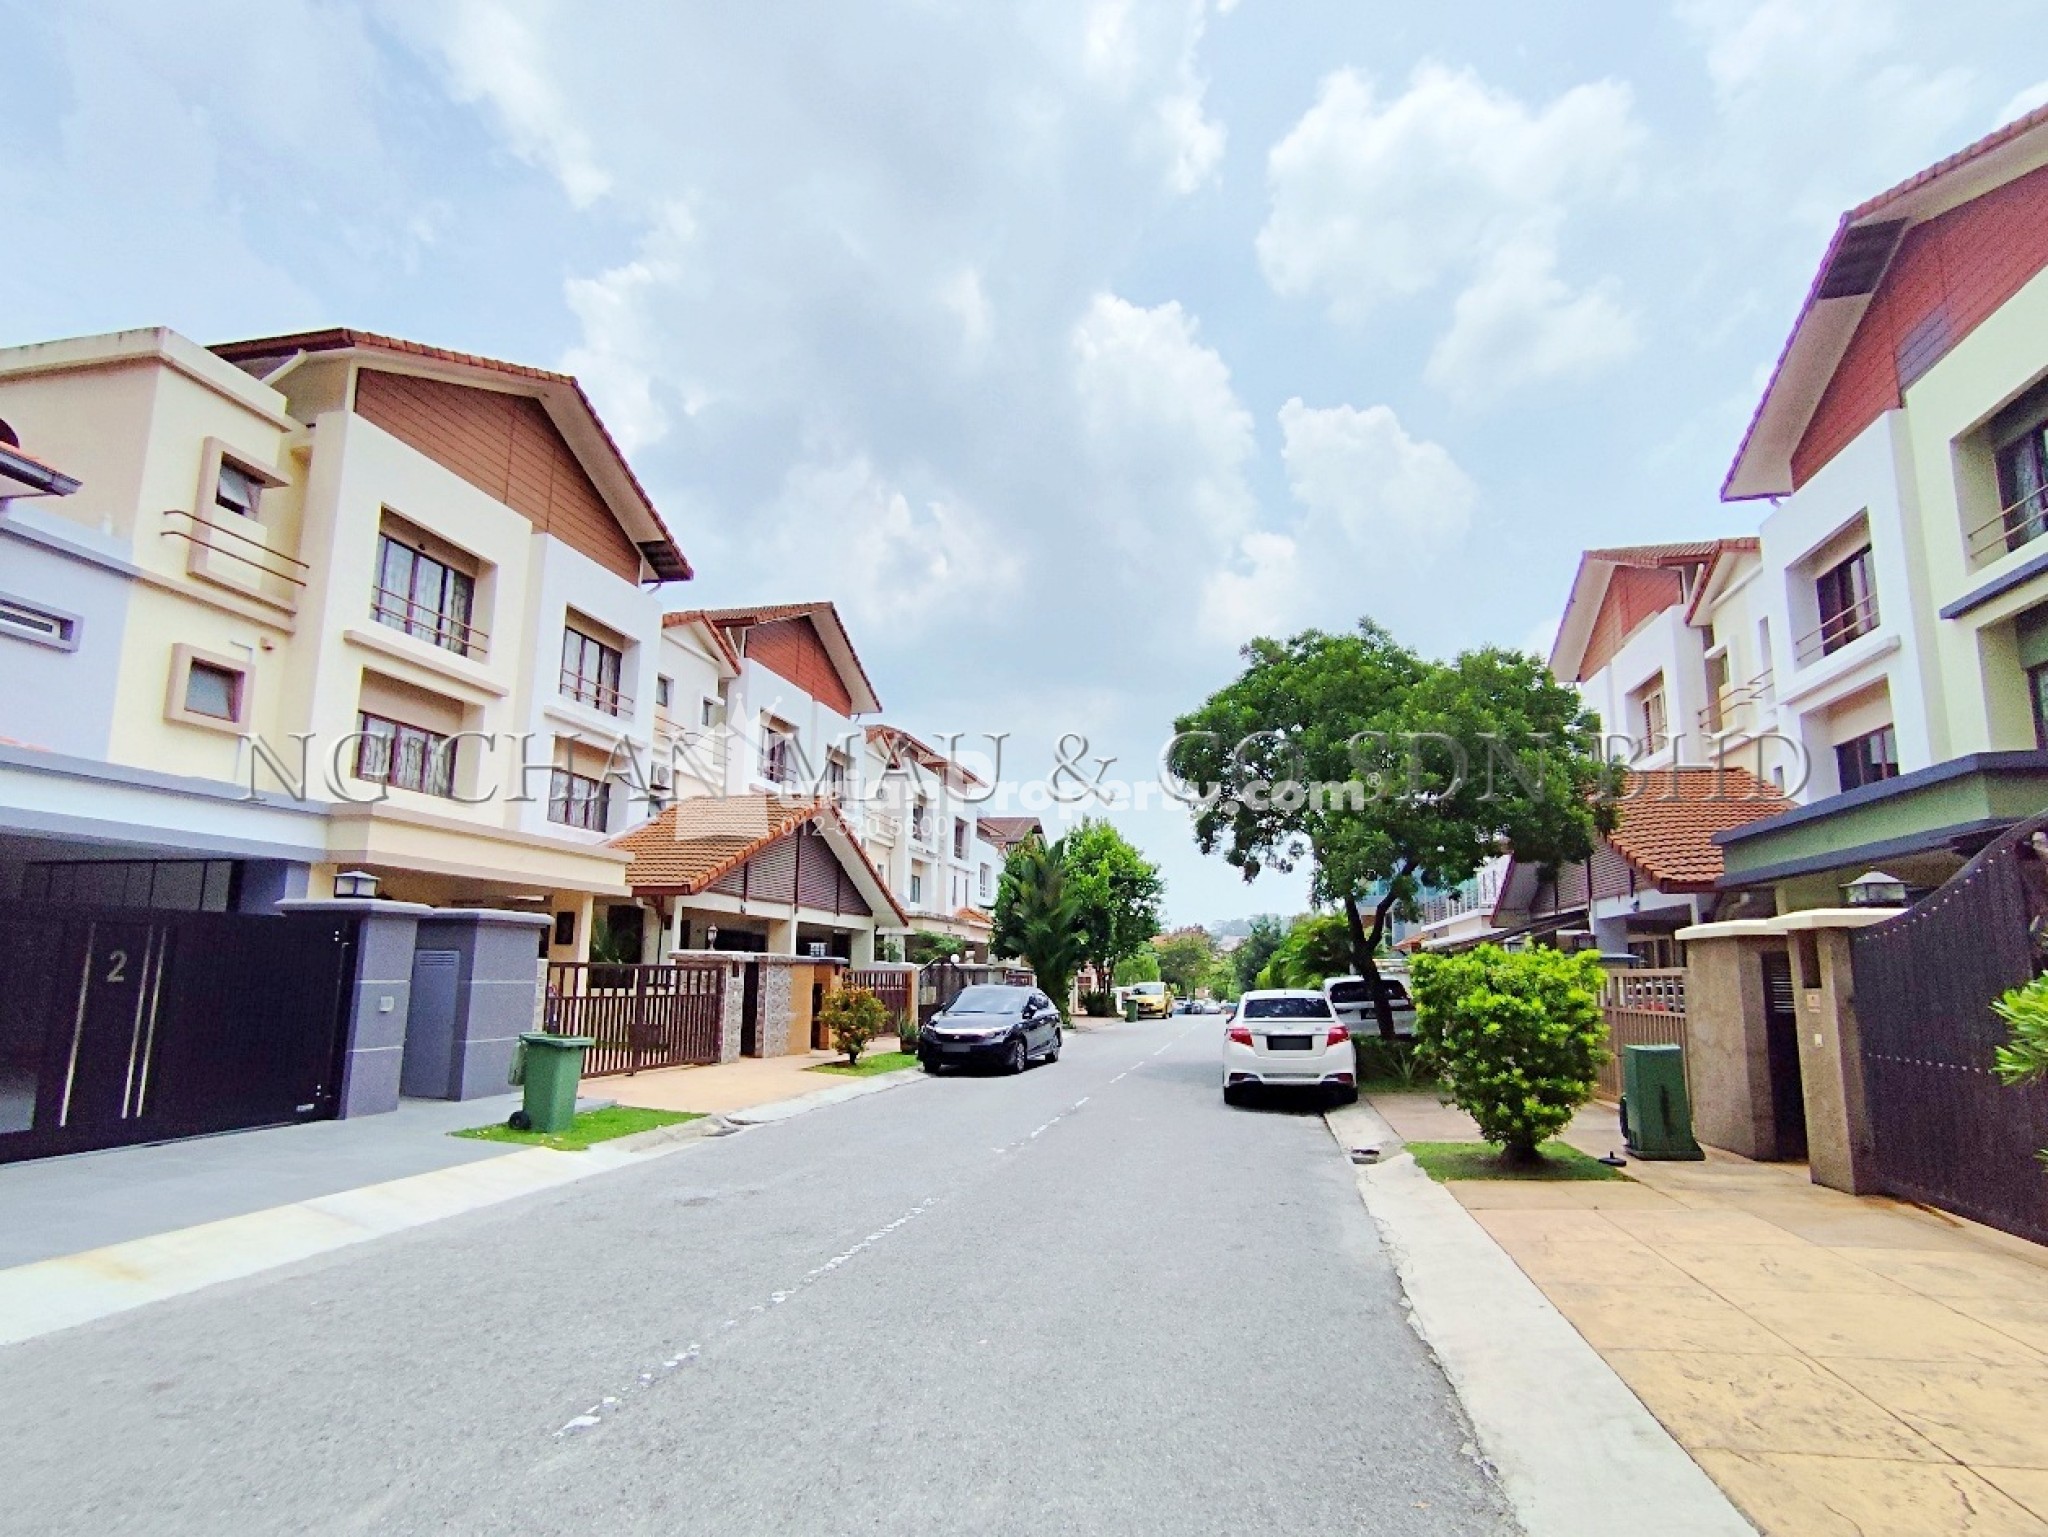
[{"left": 0, "top": 1017, "right": 1514, "bottom": 1536}]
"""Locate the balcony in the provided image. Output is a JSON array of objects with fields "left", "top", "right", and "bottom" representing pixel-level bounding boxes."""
[
  {"left": 371, "top": 582, "right": 489, "bottom": 661},
  {"left": 1794, "top": 594, "right": 1880, "bottom": 669},
  {"left": 560, "top": 668, "right": 631, "bottom": 719},
  {"left": 1966, "top": 483, "right": 2048, "bottom": 569},
  {"left": 1696, "top": 670, "right": 1775, "bottom": 737},
  {"left": 161, "top": 507, "right": 308, "bottom": 613}
]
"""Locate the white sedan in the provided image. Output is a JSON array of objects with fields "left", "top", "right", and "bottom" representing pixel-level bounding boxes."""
[{"left": 1221, "top": 989, "right": 1357, "bottom": 1107}]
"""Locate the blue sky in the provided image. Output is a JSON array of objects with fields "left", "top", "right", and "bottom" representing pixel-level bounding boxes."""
[{"left": 4, "top": 0, "right": 2045, "bottom": 923}]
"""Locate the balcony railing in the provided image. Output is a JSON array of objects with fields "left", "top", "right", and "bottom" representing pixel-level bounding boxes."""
[
  {"left": 561, "top": 668, "right": 631, "bottom": 717},
  {"left": 1695, "top": 669, "right": 1775, "bottom": 735},
  {"left": 1794, "top": 594, "right": 1879, "bottom": 668},
  {"left": 370, "top": 584, "right": 489, "bottom": 660},
  {"left": 161, "top": 508, "right": 309, "bottom": 595},
  {"left": 1966, "top": 484, "right": 2048, "bottom": 567}
]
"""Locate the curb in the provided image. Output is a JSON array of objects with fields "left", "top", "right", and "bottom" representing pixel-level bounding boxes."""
[
  {"left": 1324, "top": 1103, "right": 1755, "bottom": 1537},
  {"left": 724, "top": 1067, "right": 926, "bottom": 1125}
]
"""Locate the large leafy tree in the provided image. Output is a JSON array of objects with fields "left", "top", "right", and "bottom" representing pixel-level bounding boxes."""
[
  {"left": 1231, "top": 914, "right": 1286, "bottom": 994},
  {"left": 990, "top": 834, "right": 1086, "bottom": 1017},
  {"left": 1171, "top": 621, "right": 1617, "bottom": 1037},
  {"left": 1061, "top": 817, "right": 1165, "bottom": 997},
  {"left": 1154, "top": 925, "right": 1218, "bottom": 996},
  {"left": 1256, "top": 912, "right": 1353, "bottom": 989}
]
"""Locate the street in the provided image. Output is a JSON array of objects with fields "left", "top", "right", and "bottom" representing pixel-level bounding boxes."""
[{"left": 2, "top": 1016, "right": 1514, "bottom": 1536}]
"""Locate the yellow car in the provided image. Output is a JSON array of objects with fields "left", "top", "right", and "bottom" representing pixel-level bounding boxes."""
[{"left": 1126, "top": 982, "right": 1172, "bottom": 1018}]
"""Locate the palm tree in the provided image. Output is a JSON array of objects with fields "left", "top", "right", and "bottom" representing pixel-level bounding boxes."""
[{"left": 990, "top": 834, "right": 1086, "bottom": 1018}]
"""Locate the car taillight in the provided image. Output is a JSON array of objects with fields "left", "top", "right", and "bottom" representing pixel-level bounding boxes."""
[
  {"left": 1326, "top": 1025, "right": 1349, "bottom": 1046},
  {"left": 1227, "top": 1026, "right": 1254, "bottom": 1046}
]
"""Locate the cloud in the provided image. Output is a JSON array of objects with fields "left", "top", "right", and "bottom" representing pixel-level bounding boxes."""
[
  {"left": 559, "top": 202, "right": 701, "bottom": 453},
  {"left": 388, "top": 0, "right": 612, "bottom": 207},
  {"left": 1425, "top": 240, "right": 1640, "bottom": 401},
  {"left": 1072, "top": 293, "right": 1257, "bottom": 552},
  {"left": 1257, "top": 62, "right": 1642, "bottom": 397},
  {"left": 1996, "top": 78, "right": 2048, "bottom": 129},
  {"left": 1080, "top": 0, "right": 1228, "bottom": 194},
  {"left": 1205, "top": 398, "right": 1477, "bottom": 641}
]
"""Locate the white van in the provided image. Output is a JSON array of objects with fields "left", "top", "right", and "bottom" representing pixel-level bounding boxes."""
[{"left": 1323, "top": 973, "right": 1416, "bottom": 1037}]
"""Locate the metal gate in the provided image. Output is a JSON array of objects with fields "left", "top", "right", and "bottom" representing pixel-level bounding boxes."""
[
  {"left": 848, "top": 968, "right": 914, "bottom": 1033},
  {"left": 1849, "top": 812, "right": 2048, "bottom": 1245},
  {"left": 544, "top": 962, "right": 727, "bottom": 1076},
  {"left": 0, "top": 905, "right": 358, "bottom": 1165}
]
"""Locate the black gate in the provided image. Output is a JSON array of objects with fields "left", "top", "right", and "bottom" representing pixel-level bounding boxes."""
[
  {"left": 0, "top": 906, "right": 357, "bottom": 1165},
  {"left": 1850, "top": 813, "right": 2048, "bottom": 1245}
]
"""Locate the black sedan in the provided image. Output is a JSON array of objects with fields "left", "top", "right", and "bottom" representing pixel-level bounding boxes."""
[{"left": 919, "top": 984, "right": 1063, "bottom": 1074}]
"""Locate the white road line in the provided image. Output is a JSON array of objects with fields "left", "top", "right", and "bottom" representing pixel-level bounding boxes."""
[{"left": 554, "top": 1196, "right": 937, "bottom": 1437}]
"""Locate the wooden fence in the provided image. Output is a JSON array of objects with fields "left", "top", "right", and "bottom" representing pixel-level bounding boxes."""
[
  {"left": 1596, "top": 968, "right": 1688, "bottom": 1102},
  {"left": 847, "top": 968, "right": 915, "bottom": 1034},
  {"left": 544, "top": 961, "right": 727, "bottom": 1076}
]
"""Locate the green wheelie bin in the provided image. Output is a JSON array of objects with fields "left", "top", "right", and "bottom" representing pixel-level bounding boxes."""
[{"left": 514, "top": 1032, "right": 594, "bottom": 1134}]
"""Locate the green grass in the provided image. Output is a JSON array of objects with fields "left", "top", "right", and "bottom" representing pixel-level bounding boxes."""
[
  {"left": 808, "top": 1050, "right": 918, "bottom": 1077},
  {"left": 1404, "top": 1139, "right": 1629, "bottom": 1182},
  {"left": 453, "top": 1105, "right": 703, "bottom": 1151},
  {"left": 1357, "top": 1074, "right": 1448, "bottom": 1097}
]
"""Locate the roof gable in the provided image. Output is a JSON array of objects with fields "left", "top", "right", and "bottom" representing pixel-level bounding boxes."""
[
  {"left": 611, "top": 793, "right": 907, "bottom": 923},
  {"left": 665, "top": 602, "right": 881, "bottom": 715},
  {"left": 1726, "top": 105, "right": 2048, "bottom": 500}
]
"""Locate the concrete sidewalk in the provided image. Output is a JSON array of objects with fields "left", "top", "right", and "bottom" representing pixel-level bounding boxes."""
[
  {"left": 1369, "top": 1090, "right": 2048, "bottom": 1536},
  {"left": 604, "top": 1035, "right": 909, "bottom": 1114}
]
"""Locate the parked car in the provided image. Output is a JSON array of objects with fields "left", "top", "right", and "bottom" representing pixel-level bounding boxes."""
[
  {"left": 919, "top": 984, "right": 1063, "bottom": 1074},
  {"left": 1126, "top": 981, "right": 1172, "bottom": 1018},
  {"left": 1222, "top": 989, "right": 1356, "bottom": 1106},
  {"left": 1323, "top": 973, "right": 1416, "bottom": 1038}
]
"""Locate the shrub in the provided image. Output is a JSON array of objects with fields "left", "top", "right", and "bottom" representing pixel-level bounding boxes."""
[
  {"left": 1992, "top": 975, "right": 2048, "bottom": 1088},
  {"left": 1079, "top": 990, "right": 1115, "bottom": 1017},
  {"left": 1410, "top": 946, "right": 1609, "bottom": 1164},
  {"left": 820, "top": 986, "right": 890, "bottom": 1067}
]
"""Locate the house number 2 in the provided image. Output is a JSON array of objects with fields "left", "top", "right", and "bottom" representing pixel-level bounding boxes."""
[{"left": 104, "top": 950, "right": 129, "bottom": 984}]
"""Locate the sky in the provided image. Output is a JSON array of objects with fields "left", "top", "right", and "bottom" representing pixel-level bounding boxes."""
[{"left": 4, "top": 0, "right": 2046, "bottom": 925}]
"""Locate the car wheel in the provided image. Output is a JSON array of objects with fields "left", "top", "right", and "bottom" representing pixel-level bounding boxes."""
[
  {"left": 921, "top": 1058, "right": 940, "bottom": 1074},
  {"left": 1045, "top": 1028, "right": 1062, "bottom": 1063},
  {"left": 1006, "top": 1037, "right": 1028, "bottom": 1075},
  {"left": 1222, "top": 1083, "right": 1248, "bottom": 1108},
  {"left": 1332, "top": 1084, "right": 1359, "bottom": 1106}
]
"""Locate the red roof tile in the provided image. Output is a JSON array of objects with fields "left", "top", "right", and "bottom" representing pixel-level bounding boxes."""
[{"left": 1607, "top": 768, "right": 1793, "bottom": 890}]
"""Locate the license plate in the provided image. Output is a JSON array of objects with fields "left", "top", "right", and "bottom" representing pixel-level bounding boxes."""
[
  {"left": 1267, "top": 1035, "right": 1312, "bottom": 1052},
  {"left": 942, "top": 1044, "right": 971, "bottom": 1054}
]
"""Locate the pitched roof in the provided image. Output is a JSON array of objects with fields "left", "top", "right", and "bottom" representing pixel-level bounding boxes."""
[
  {"left": 865, "top": 722, "right": 988, "bottom": 789},
  {"left": 1607, "top": 768, "right": 1794, "bottom": 890},
  {"left": 1549, "top": 538, "right": 1757, "bottom": 680},
  {"left": 0, "top": 441, "right": 81, "bottom": 499},
  {"left": 208, "top": 327, "right": 690, "bottom": 580},
  {"left": 665, "top": 601, "right": 882, "bottom": 715},
  {"left": 1724, "top": 102, "right": 2048, "bottom": 500},
  {"left": 609, "top": 793, "right": 908, "bottom": 922},
  {"left": 977, "top": 815, "right": 1043, "bottom": 849}
]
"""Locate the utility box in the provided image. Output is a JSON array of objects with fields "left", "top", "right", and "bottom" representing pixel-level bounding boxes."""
[{"left": 1621, "top": 1043, "right": 1705, "bottom": 1161}]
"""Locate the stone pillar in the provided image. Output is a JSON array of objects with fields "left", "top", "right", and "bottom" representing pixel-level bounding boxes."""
[
  {"left": 1675, "top": 920, "right": 1783, "bottom": 1159},
  {"left": 407, "top": 909, "right": 554, "bottom": 1100},
  {"left": 1779, "top": 909, "right": 1897, "bottom": 1195},
  {"left": 280, "top": 898, "right": 431, "bottom": 1119}
]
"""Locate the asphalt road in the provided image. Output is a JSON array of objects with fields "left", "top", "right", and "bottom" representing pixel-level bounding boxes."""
[{"left": 2, "top": 1016, "right": 1516, "bottom": 1536}]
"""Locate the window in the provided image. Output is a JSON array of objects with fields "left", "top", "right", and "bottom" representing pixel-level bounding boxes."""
[
  {"left": 2030, "top": 664, "right": 2048, "bottom": 751},
  {"left": 373, "top": 532, "right": 479, "bottom": 658},
  {"left": 1814, "top": 546, "right": 1878, "bottom": 657},
  {"left": 549, "top": 768, "right": 612, "bottom": 831},
  {"left": 165, "top": 646, "right": 252, "bottom": 731},
  {"left": 701, "top": 697, "right": 718, "bottom": 728},
  {"left": 655, "top": 674, "right": 674, "bottom": 711},
  {"left": 979, "top": 864, "right": 992, "bottom": 901},
  {"left": 1995, "top": 404, "right": 2048, "bottom": 555},
  {"left": 0, "top": 593, "right": 79, "bottom": 651},
  {"left": 1703, "top": 650, "right": 1730, "bottom": 733},
  {"left": 215, "top": 461, "right": 261, "bottom": 519},
  {"left": 356, "top": 711, "right": 458, "bottom": 798},
  {"left": 1835, "top": 724, "right": 1899, "bottom": 792},
  {"left": 953, "top": 818, "right": 968, "bottom": 859},
  {"left": 562, "top": 625, "right": 626, "bottom": 715},
  {"left": 910, "top": 872, "right": 924, "bottom": 905},
  {"left": 828, "top": 753, "right": 849, "bottom": 796},
  {"left": 1632, "top": 674, "right": 1667, "bottom": 750},
  {"left": 912, "top": 800, "right": 931, "bottom": 842},
  {"left": 762, "top": 724, "right": 794, "bottom": 785}
]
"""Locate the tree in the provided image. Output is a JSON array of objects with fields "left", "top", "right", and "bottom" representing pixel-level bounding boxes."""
[
  {"left": 820, "top": 986, "right": 890, "bottom": 1067},
  {"left": 990, "top": 834, "right": 1086, "bottom": 1018},
  {"left": 1113, "top": 951, "right": 1161, "bottom": 986},
  {"left": 1154, "top": 926, "right": 1217, "bottom": 996},
  {"left": 1410, "top": 947, "right": 1608, "bottom": 1164},
  {"left": 1256, "top": 912, "right": 1353, "bottom": 989},
  {"left": 1171, "top": 621, "right": 1617, "bottom": 1038},
  {"left": 1061, "top": 818, "right": 1165, "bottom": 999},
  {"left": 1232, "top": 914, "right": 1286, "bottom": 994}
]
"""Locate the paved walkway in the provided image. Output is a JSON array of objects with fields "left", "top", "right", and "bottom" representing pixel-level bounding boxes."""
[
  {"left": 604, "top": 1036, "right": 907, "bottom": 1115},
  {"left": 1369, "top": 1091, "right": 2048, "bottom": 1536}
]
